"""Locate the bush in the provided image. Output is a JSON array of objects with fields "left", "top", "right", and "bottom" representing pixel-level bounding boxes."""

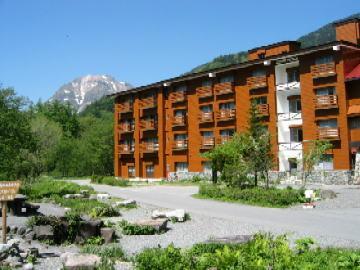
[
  {"left": 90, "top": 205, "right": 120, "bottom": 218},
  {"left": 119, "top": 220, "right": 159, "bottom": 235},
  {"left": 84, "top": 236, "right": 105, "bottom": 245},
  {"left": 197, "top": 184, "right": 305, "bottom": 207},
  {"left": 55, "top": 197, "right": 108, "bottom": 215},
  {"left": 91, "top": 175, "right": 129, "bottom": 187},
  {"left": 81, "top": 244, "right": 126, "bottom": 261}
]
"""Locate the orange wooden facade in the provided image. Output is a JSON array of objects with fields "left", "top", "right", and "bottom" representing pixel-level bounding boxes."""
[{"left": 114, "top": 19, "right": 360, "bottom": 179}]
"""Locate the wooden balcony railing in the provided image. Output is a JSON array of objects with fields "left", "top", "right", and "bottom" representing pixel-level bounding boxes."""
[
  {"left": 217, "top": 135, "right": 233, "bottom": 144},
  {"left": 169, "top": 91, "right": 186, "bottom": 103},
  {"left": 115, "top": 102, "right": 133, "bottom": 113},
  {"left": 318, "top": 127, "right": 339, "bottom": 140},
  {"left": 140, "top": 119, "right": 157, "bottom": 130},
  {"left": 247, "top": 76, "right": 267, "bottom": 89},
  {"left": 172, "top": 139, "right": 188, "bottom": 150},
  {"left": 118, "top": 144, "right": 134, "bottom": 155},
  {"left": 196, "top": 86, "right": 213, "bottom": 98},
  {"left": 142, "top": 142, "right": 159, "bottom": 153},
  {"left": 311, "top": 63, "right": 336, "bottom": 79},
  {"left": 214, "top": 82, "right": 234, "bottom": 95},
  {"left": 198, "top": 112, "right": 214, "bottom": 123},
  {"left": 314, "top": 95, "right": 338, "bottom": 109},
  {"left": 140, "top": 96, "right": 157, "bottom": 109},
  {"left": 200, "top": 137, "right": 215, "bottom": 149},
  {"left": 119, "top": 122, "right": 135, "bottom": 133},
  {"left": 216, "top": 109, "right": 236, "bottom": 121},
  {"left": 257, "top": 104, "right": 269, "bottom": 116},
  {"left": 172, "top": 115, "right": 186, "bottom": 127}
]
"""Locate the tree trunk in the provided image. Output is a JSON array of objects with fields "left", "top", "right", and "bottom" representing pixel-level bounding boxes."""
[
  {"left": 212, "top": 167, "right": 217, "bottom": 184},
  {"left": 254, "top": 171, "right": 258, "bottom": 187}
]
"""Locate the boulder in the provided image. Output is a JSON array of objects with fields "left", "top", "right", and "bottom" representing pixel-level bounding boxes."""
[
  {"left": 151, "top": 210, "right": 167, "bottom": 219},
  {"left": 96, "top": 194, "right": 111, "bottom": 201},
  {"left": 17, "top": 226, "right": 26, "bottom": 236},
  {"left": 0, "top": 243, "right": 11, "bottom": 253},
  {"left": 89, "top": 194, "right": 98, "bottom": 200},
  {"left": 23, "top": 263, "right": 34, "bottom": 270},
  {"left": 100, "top": 228, "right": 115, "bottom": 244},
  {"left": 152, "top": 209, "right": 186, "bottom": 222},
  {"left": 76, "top": 220, "right": 102, "bottom": 244},
  {"left": 9, "top": 226, "right": 18, "bottom": 235},
  {"left": 33, "top": 225, "right": 53, "bottom": 240},
  {"left": 63, "top": 194, "right": 84, "bottom": 199},
  {"left": 61, "top": 252, "right": 101, "bottom": 270},
  {"left": 319, "top": 189, "right": 337, "bottom": 200},
  {"left": 135, "top": 218, "right": 168, "bottom": 232},
  {"left": 24, "top": 231, "right": 35, "bottom": 241},
  {"left": 206, "top": 235, "right": 252, "bottom": 245},
  {"left": 114, "top": 199, "right": 136, "bottom": 207}
]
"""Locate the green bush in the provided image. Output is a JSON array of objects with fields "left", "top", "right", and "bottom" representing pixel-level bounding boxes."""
[
  {"left": 91, "top": 175, "right": 129, "bottom": 187},
  {"left": 81, "top": 244, "right": 126, "bottom": 261},
  {"left": 119, "top": 220, "right": 159, "bottom": 235},
  {"left": 85, "top": 236, "right": 105, "bottom": 245},
  {"left": 90, "top": 205, "right": 120, "bottom": 218},
  {"left": 197, "top": 184, "right": 305, "bottom": 207},
  {"left": 55, "top": 197, "right": 108, "bottom": 215}
]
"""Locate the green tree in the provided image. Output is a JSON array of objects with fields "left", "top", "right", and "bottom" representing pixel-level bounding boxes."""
[
  {"left": 0, "top": 88, "right": 35, "bottom": 180},
  {"left": 302, "top": 140, "right": 332, "bottom": 184}
]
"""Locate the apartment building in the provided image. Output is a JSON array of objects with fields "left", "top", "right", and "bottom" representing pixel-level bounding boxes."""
[{"left": 113, "top": 18, "right": 360, "bottom": 181}]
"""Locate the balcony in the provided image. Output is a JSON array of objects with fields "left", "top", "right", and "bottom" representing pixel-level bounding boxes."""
[
  {"left": 216, "top": 109, "right": 236, "bottom": 121},
  {"left": 115, "top": 103, "right": 133, "bottom": 113},
  {"left": 141, "top": 142, "right": 159, "bottom": 153},
  {"left": 217, "top": 135, "right": 233, "bottom": 144},
  {"left": 214, "top": 82, "right": 234, "bottom": 95},
  {"left": 200, "top": 137, "right": 215, "bottom": 149},
  {"left": 311, "top": 63, "right": 336, "bottom": 79},
  {"left": 119, "top": 122, "right": 135, "bottom": 134},
  {"left": 172, "top": 140, "right": 188, "bottom": 151},
  {"left": 276, "top": 81, "right": 300, "bottom": 91},
  {"left": 118, "top": 144, "right": 134, "bottom": 155},
  {"left": 247, "top": 76, "right": 267, "bottom": 90},
  {"left": 198, "top": 112, "right": 214, "bottom": 123},
  {"left": 314, "top": 95, "right": 338, "bottom": 109},
  {"left": 257, "top": 104, "right": 269, "bottom": 116},
  {"left": 318, "top": 127, "right": 340, "bottom": 140},
  {"left": 169, "top": 91, "right": 186, "bottom": 103},
  {"left": 196, "top": 86, "right": 213, "bottom": 98},
  {"left": 140, "top": 96, "right": 157, "bottom": 109},
  {"left": 172, "top": 115, "right": 186, "bottom": 127},
  {"left": 278, "top": 142, "right": 303, "bottom": 151},
  {"left": 140, "top": 119, "right": 157, "bottom": 131}
]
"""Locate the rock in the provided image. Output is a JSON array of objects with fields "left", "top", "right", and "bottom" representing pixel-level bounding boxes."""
[
  {"left": 96, "top": 194, "right": 110, "bottom": 201},
  {"left": 9, "top": 226, "right": 18, "bottom": 235},
  {"left": 25, "top": 228, "right": 32, "bottom": 234},
  {"left": 319, "top": 189, "right": 337, "bottom": 200},
  {"left": 4, "top": 255, "right": 22, "bottom": 267},
  {"left": 0, "top": 243, "right": 11, "bottom": 253},
  {"left": 7, "top": 238, "right": 21, "bottom": 246},
  {"left": 20, "top": 252, "right": 28, "bottom": 259},
  {"left": 89, "top": 194, "right": 98, "bottom": 200},
  {"left": 33, "top": 225, "right": 53, "bottom": 240},
  {"left": 152, "top": 209, "right": 186, "bottom": 222},
  {"left": 27, "top": 247, "right": 39, "bottom": 258},
  {"left": 135, "top": 218, "right": 168, "bottom": 232},
  {"left": 114, "top": 199, "right": 136, "bottom": 207},
  {"left": 100, "top": 228, "right": 115, "bottom": 244},
  {"left": 23, "top": 263, "right": 34, "bottom": 270},
  {"left": 24, "top": 231, "right": 35, "bottom": 241},
  {"left": 80, "top": 190, "right": 90, "bottom": 196},
  {"left": 63, "top": 194, "right": 84, "bottom": 199},
  {"left": 17, "top": 226, "right": 26, "bottom": 236},
  {"left": 206, "top": 235, "right": 252, "bottom": 244},
  {"left": 61, "top": 252, "right": 101, "bottom": 270},
  {"left": 76, "top": 220, "right": 102, "bottom": 244}
]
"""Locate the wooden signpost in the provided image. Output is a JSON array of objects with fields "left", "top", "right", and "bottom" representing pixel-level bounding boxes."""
[{"left": 0, "top": 181, "right": 21, "bottom": 244}]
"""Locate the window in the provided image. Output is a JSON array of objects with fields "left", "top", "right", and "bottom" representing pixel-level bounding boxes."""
[
  {"left": 220, "top": 129, "right": 234, "bottom": 137},
  {"left": 145, "top": 137, "right": 158, "bottom": 145},
  {"left": 290, "top": 127, "right": 303, "bottom": 142},
  {"left": 202, "top": 80, "right": 212, "bottom": 87},
  {"left": 317, "top": 154, "right": 333, "bottom": 170},
  {"left": 202, "top": 162, "right": 212, "bottom": 175},
  {"left": 258, "top": 53, "right": 266, "bottom": 59},
  {"left": 174, "top": 133, "right": 187, "bottom": 141},
  {"left": 146, "top": 165, "right": 154, "bottom": 178},
  {"left": 350, "top": 117, "right": 360, "bottom": 129},
  {"left": 288, "top": 158, "right": 297, "bottom": 174},
  {"left": 219, "top": 75, "right": 234, "bottom": 83},
  {"left": 286, "top": 67, "right": 299, "bottom": 83},
  {"left": 200, "top": 105, "right": 212, "bottom": 112},
  {"left": 219, "top": 102, "right": 235, "bottom": 110},
  {"left": 128, "top": 166, "right": 135, "bottom": 178},
  {"left": 174, "top": 110, "right": 186, "bottom": 117},
  {"left": 253, "top": 96, "right": 267, "bottom": 105},
  {"left": 315, "top": 55, "right": 334, "bottom": 65},
  {"left": 318, "top": 119, "right": 337, "bottom": 128},
  {"left": 252, "top": 70, "right": 266, "bottom": 77},
  {"left": 175, "top": 162, "right": 188, "bottom": 172},
  {"left": 316, "top": 86, "right": 336, "bottom": 96},
  {"left": 202, "top": 131, "right": 214, "bottom": 137},
  {"left": 289, "top": 98, "right": 301, "bottom": 113}
]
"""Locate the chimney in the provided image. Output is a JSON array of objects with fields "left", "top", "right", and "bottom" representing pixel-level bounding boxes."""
[{"left": 334, "top": 18, "right": 360, "bottom": 45}]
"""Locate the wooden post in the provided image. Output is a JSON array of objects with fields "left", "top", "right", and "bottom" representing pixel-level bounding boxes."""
[{"left": 2, "top": 201, "right": 7, "bottom": 244}]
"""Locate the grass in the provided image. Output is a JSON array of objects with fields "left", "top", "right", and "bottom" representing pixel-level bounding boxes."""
[
  {"left": 81, "top": 244, "right": 126, "bottom": 261},
  {"left": 91, "top": 175, "right": 130, "bottom": 187},
  {"left": 195, "top": 183, "right": 306, "bottom": 208}
]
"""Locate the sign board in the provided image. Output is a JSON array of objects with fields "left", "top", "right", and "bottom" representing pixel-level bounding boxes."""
[{"left": 0, "top": 181, "right": 21, "bottom": 201}]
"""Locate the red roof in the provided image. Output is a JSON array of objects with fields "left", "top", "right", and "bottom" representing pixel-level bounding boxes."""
[{"left": 346, "top": 64, "right": 360, "bottom": 81}]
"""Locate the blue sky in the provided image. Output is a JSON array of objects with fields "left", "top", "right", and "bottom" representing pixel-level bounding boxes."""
[{"left": 0, "top": 0, "right": 359, "bottom": 101}]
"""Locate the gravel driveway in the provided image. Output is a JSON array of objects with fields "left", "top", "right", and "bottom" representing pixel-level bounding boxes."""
[{"left": 72, "top": 180, "right": 360, "bottom": 251}]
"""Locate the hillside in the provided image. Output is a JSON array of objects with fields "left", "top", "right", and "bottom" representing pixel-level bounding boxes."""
[{"left": 190, "top": 13, "right": 360, "bottom": 73}]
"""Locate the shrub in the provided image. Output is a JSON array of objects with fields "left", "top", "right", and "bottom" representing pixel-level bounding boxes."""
[
  {"left": 81, "top": 244, "right": 126, "bottom": 261},
  {"left": 90, "top": 205, "right": 120, "bottom": 218},
  {"left": 197, "top": 184, "right": 305, "bottom": 207},
  {"left": 55, "top": 197, "right": 108, "bottom": 215},
  {"left": 85, "top": 236, "right": 105, "bottom": 245},
  {"left": 119, "top": 220, "right": 159, "bottom": 235},
  {"left": 91, "top": 175, "right": 129, "bottom": 187}
]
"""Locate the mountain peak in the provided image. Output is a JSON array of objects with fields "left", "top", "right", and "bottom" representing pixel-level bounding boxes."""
[{"left": 50, "top": 74, "right": 132, "bottom": 112}]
